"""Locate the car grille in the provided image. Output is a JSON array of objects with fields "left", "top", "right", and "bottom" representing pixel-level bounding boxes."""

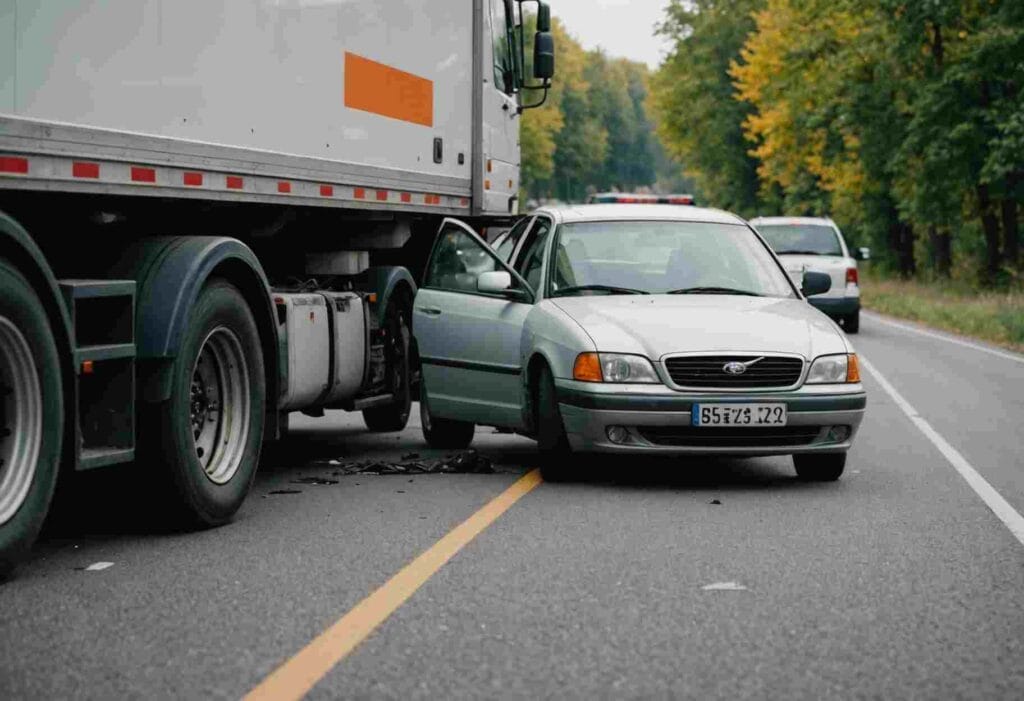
[
  {"left": 663, "top": 355, "right": 804, "bottom": 389},
  {"left": 638, "top": 426, "right": 822, "bottom": 448}
]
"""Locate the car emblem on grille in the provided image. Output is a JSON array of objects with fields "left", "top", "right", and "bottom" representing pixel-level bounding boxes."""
[{"left": 722, "top": 357, "right": 764, "bottom": 375}]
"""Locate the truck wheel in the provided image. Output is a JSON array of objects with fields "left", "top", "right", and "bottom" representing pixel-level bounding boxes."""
[
  {"left": 420, "top": 376, "right": 474, "bottom": 449},
  {"left": 0, "top": 260, "right": 63, "bottom": 576},
  {"left": 793, "top": 452, "right": 846, "bottom": 482},
  {"left": 844, "top": 311, "right": 860, "bottom": 334},
  {"left": 363, "top": 298, "right": 412, "bottom": 432},
  {"left": 535, "top": 364, "right": 573, "bottom": 482},
  {"left": 146, "top": 280, "right": 265, "bottom": 527}
]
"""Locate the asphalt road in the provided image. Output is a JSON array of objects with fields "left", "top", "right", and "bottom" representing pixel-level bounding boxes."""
[{"left": 2, "top": 312, "right": 1024, "bottom": 699}]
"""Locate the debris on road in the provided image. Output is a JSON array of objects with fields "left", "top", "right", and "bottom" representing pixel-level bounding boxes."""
[
  {"left": 702, "top": 581, "right": 747, "bottom": 591},
  {"left": 291, "top": 477, "right": 340, "bottom": 486},
  {"left": 77, "top": 562, "right": 114, "bottom": 572},
  {"left": 269, "top": 489, "right": 303, "bottom": 495},
  {"left": 709, "top": 499, "right": 722, "bottom": 505},
  {"left": 327, "top": 450, "right": 495, "bottom": 476}
]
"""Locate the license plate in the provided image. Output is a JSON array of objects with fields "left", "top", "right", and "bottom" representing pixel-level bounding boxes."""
[{"left": 691, "top": 403, "right": 787, "bottom": 427}]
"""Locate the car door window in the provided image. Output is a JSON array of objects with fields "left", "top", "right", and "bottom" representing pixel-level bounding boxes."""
[
  {"left": 424, "top": 225, "right": 501, "bottom": 294},
  {"left": 514, "top": 217, "right": 552, "bottom": 293},
  {"left": 494, "top": 216, "right": 534, "bottom": 263}
]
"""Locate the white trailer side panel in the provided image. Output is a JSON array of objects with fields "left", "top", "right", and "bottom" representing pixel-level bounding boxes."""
[{"left": 2, "top": 0, "right": 476, "bottom": 202}]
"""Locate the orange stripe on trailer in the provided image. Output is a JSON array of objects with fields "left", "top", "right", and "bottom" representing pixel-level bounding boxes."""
[
  {"left": 131, "top": 167, "right": 156, "bottom": 183},
  {"left": 226, "top": 176, "right": 244, "bottom": 190},
  {"left": 400, "top": 192, "right": 412, "bottom": 203},
  {"left": 278, "top": 181, "right": 292, "bottom": 194},
  {"left": 183, "top": 172, "right": 203, "bottom": 187},
  {"left": 344, "top": 52, "right": 433, "bottom": 128},
  {"left": 376, "top": 190, "right": 388, "bottom": 201},
  {"left": 320, "top": 184, "right": 334, "bottom": 197},
  {"left": 0, "top": 156, "right": 29, "bottom": 174},
  {"left": 73, "top": 162, "right": 99, "bottom": 179}
]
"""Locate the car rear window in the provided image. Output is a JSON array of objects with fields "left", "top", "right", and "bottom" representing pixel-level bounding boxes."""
[{"left": 755, "top": 224, "right": 843, "bottom": 256}]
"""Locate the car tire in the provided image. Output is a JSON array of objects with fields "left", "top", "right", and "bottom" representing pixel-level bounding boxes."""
[
  {"left": 142, "top": 279, "right": 265, "bottom": 527},
  {"left": 793, "top": 452, "right": 846, "bottom": 482},
  {"left": 0, "top": 259, "right": 63, "bottom": 578},
  {"left": 363, "top": 296, "right": 412, "bottom": 433},
  {"left": 420, "top": 377, "right": 474, "bottom": 449},
  {"left": 535, "top": 364, "right": 573, "bottom": 482},
  {"left": 844, "top": 311, "right": 860, "bottom": 334}
]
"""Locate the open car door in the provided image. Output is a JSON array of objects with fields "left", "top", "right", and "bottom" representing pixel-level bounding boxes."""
[{"left": 414, "top": 218, "right": 534, "bottom": 429}]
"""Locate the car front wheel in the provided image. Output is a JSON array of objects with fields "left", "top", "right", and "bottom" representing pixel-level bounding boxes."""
[{"left": 535, "top": 364, "right": 574, "bottom": 482}]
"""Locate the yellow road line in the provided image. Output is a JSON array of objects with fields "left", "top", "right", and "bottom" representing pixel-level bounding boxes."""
[{"left": 245, "top": 469, "right": 543, "bottom": 701}]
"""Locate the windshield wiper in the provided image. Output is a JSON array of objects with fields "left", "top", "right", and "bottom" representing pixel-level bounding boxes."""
[
  {"left": 666, "top": 286, "right": 763, "bottom": 297},
  {"left": 551, "top": 284, "right": 650, "bottom": 297}
]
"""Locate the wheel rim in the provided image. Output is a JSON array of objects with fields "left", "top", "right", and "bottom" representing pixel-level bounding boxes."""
[
  {"left": 0, "top": 316, "right": 43, "bottom": 526},
  {"left": 189, "top": 327, "right": 250, "bottom": 485}
]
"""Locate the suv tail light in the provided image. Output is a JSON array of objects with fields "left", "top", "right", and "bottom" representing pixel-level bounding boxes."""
[{"left": 846, "top": 267, "right": 858, "bottom": 285}]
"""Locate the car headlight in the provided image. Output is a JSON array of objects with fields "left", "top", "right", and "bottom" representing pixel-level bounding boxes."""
[
  {"left": 806, "top": 353, "right": 860, "bottom": 384},
  {"left": 573, "top": 352, "right": 660, "bottom": 383}
]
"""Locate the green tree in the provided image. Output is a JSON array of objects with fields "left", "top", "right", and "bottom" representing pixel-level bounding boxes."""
[{"left": 650, "top": 0, "right": 764, "bottom": 216}]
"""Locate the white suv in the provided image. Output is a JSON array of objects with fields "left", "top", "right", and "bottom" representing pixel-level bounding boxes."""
[{"left": 749, "top": 216, "right": 868, "bottom": 333}]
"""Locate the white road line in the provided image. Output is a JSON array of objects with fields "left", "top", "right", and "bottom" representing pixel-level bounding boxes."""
[
  {"left": 865, "top": 312, "right": 1024, "bottom": 365},
  {"left": 860, "top": 355, "right": 1024, "bottom": 547}
]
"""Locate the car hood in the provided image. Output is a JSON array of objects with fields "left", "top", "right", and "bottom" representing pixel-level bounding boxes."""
[{"left": 551, "top": 295, "right": 847, "bottom": 360}]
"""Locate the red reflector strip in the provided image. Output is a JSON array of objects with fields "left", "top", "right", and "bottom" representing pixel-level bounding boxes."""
[
  {"left": 320, "top": 184, "right": 334, "bottom": 197},
  {"left": 226, "top": 176, "right": 244, "bottom": 190},
  {"left": 0, "top": 156, "right": 29, "bottom": 174},
  {"left": 354, "top": 187, "right": 366, "bottom": 199},
  {"left": 73, "top": 162, "right": 99, "bottom": 179},
  {"left": 183, "top": 172, "right": 203, "bottom": 187},
  {"left": 278, "top": 181, "right": 291, "bottom": 193},
  {"left": 400, "top": 192, "right": 412, "bottom": 203},
  {"left": 375, "top": 190, "right": 388, "bottom": 201},
  {"left": 460, "top": 198, "right": 469, "bottom": 207},
  {"left": 131, "top": 166, "right": 156, "bottom": 183}
]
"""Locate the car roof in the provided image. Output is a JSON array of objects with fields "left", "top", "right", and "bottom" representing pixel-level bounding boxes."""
[
  {"left": 749, "top": 216, "right": 835, "bottom": 226},
  {"left": 533, "top": 203, "right": 746, "bottom": 226}
]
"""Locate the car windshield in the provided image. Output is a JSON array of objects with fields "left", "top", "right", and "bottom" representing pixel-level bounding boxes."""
[
  {"left": 755, "top": 223, "right": 843, "bottom": 256},
  {"left": 548, "top": 220, "right": 797, "bottom": 298}
]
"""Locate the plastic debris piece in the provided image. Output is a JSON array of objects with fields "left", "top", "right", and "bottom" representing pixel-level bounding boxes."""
[
  {"left": 291, "top": 477, "right": 339, "bottom": 486},
  {"left": 84, "top": 562, "right": 114, "bottom": 572},
  {"left": 326, "top": 450, "right": 495, "bottom": 476},
  {"left": 702, "top": 581, "right": 747, "bottom": 591},
  {"left": 269, "top": 489, "right": 302, "bottom": 495},
  {"left": 709, "top": 499, "right": 722, "bottom": 505}
]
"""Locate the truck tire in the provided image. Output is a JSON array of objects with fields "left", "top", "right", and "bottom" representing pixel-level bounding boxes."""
[
  {"left": 419, "top": 376, "right": 474, "bottom": 449},
  {"left": 844, "top": 311, "right": 860, "bottom": 334},
  {"left": 793, "top": 452, "right": 846, "bottom": 482},
  {"left": 0, "top": 259, "right": 63, "bottom": 577},
  {"left": 363, "top": 298, "right": 412, "bottom": 432},
  {"left": 144, "top": 279, "right": 265, "bottom": 527},
  {"left": 535, "top": 364, "right": 574, "bottom": 482}
]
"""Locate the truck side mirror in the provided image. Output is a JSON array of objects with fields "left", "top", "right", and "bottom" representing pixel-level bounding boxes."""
[
  {"left": 536, "top": 2, "right": 551, "bottom": 32},
  {"left": 533, "top": 32, "right": 555, "bottom": 80}
]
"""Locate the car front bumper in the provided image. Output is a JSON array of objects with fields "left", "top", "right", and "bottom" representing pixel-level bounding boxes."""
[{"left": 556, "top": 381, "right": 866, "bottom": 456}]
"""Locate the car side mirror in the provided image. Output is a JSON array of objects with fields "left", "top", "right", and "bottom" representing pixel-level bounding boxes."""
[
  {"left": 478, "top": 270, "right": 530, "bottom": 302},
  {"left": 802, "top": 271, "right": 832, "bottom": 297},
  {"left": 856, "top": 247, "right": 871, "bottom": 261}
]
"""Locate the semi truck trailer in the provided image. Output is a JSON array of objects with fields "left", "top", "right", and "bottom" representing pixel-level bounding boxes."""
[{"left": 0, "top": 0, "right": 555, "bottom": 572}]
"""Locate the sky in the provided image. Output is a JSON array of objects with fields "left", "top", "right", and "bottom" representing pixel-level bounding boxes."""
[{"left": 547, "top": 0, "right": 673, "bottom": 69}]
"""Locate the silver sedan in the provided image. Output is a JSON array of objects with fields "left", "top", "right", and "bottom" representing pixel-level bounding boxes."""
[{"left": 412, "top": 204, "right": 866, "bottom": 482}]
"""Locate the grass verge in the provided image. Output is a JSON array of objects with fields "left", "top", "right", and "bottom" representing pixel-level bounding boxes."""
[{"left": 861, "top": 277, "right": 1024, "bottom": 352}]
